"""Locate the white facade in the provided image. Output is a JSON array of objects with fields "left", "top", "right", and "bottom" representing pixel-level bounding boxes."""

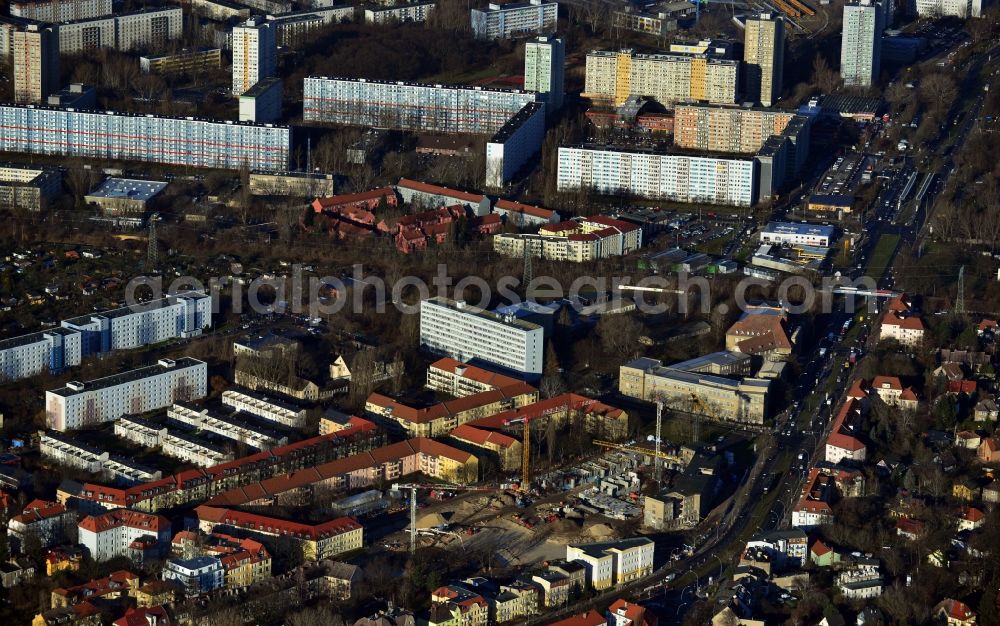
[
  {"left": 364, "top": 2, "right": 434, "bottom": 23},
  {"left": 116, "top": 7, "right": 183, "bottom": 51},
  {"left": 114, "top": 415, "right": 167, "bottom": 448},
  {"left": 221, "top": 388, "right": 306, "bottom": 428},
  {"left": 524, "top": 35, "right": 564, "bottom": 112},
  {"left": 10, "top": 0, "right": 112, "bottom": 22},
  {"left": 161, "top": 431, "right": 233, "bottom": 466},
  {"left": 40, "top": 432, "right": 163, "bottom": 483},
  {"left": 841, "top": 0, "right": 882, "bottom": 87},
  {"left": 163, "top": 557, "right": 225, "bottom": 596},
  {"left": 0, "top": 328, "right": 82, "bottom": 382},
  {"left": 232, "top": 18, "right": 276, "bottom": 96},
  {"left": 0, "top": 105, "right": 291, "bottom": 171},
  {"left": 78, "top": 510, "right": 170, "bottom": 562},
  {"left": 167, "top": 403, "right": 288, "bottom": 450},
  {"left": 557, "top": 146, "right": 758, "bottom": 207},
  {"left": 45, "top": 357, "right": 208, "bottom": 431},
  {"left": 303, "top": 77, "right": 538, "bottom": 135},
  {"left": 912, "top": 0, "right": 987, "bottom": 17},
  {"left": 486, "top": 102, "right": 546, "bottom": 188},
  {"left": 759, "top": 222, "right": 835, "bottom": 247},
  {"left": 470, "top": 0, "right": 558, "bottom": 39},
  {"left": 62, "top": 292, "right": 213, "bottom": 356},
  {"left": 55, "top": 8, "right": 182, "bottom": 54},
  {"left": 566, "top": 538, "right": 654, "bottom": 589},
  {"left": 420, "top": 297, "right": 544, "bottom": 377}
]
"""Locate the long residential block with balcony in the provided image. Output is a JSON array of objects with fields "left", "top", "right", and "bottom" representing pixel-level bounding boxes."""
[{"left": 45, "top": 358, "right": 208, "bottom": 431}]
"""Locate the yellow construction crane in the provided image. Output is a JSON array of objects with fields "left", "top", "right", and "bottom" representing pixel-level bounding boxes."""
[
  {"left": 592, "top": 439, "right": 687, "bottom": 464},
  {"left": 503, "top": 401, "right": 581, "bottom": 491}
]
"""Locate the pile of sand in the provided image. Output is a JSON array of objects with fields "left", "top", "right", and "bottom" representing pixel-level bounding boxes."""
[
  {"left": 584, "top": 522, "right": 616, "bottom": 539},
  {"left": 414, "top": 512, "right": 448, "bottom": 529}
]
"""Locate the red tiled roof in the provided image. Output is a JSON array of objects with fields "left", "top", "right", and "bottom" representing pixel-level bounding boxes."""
[
  {"left": 900, "top": 388, "right": 918, "bottom": 402},
  {"left": 540, "top": 221, "right": 580, "bottom": 234},
  {"left": 896, "top": 517, "right": 924, "bottom": 536},
  {"left": 113, "top": 606, "right": 171, "bottom": 626},
  {"left": 882, "top": 310, "right": 925, "bottom": 330},
  {"left": 205, "top": 438, "right": 475, "bottom": 508},
  {"left": 810, "top": 539, "right": 832, "bottom": 556},
  {"left": 397, "top": 178, "right": 483, "bottom": 203},
  {"left": 727, "top": 313, "right": 792, "bottom": 351},
  {"left": 367, "top": 383, "right": 536, "bottom": 425},
  {"left": 937, "top": 598, "right": 976, "bottom": 621},
  {"left": 887, "top": 294, "right": 911, "bottom": 312},
  {"left": 960, "top": 506, "right": 985, "bottom": 522},
  {"left": 79, "top": 509, "right": 169, "bottom": 534},
  {"left": 567, "top": 233, "right": 600, "bottom": 242},
  {"left": 948, "top": 380, "right": 978, "bottom": 394},
  {"left": 53, "top": 570, "right": 139, "bottom": 602},
  {"left": 80, "top": 417, "right": 377, "bottom": 508},
  {"left": 11, "top": 499, "right": 67, "bottom": 525},
  {"left": 468, "top": 393, "right": 624, "bottom": 430},
  {"left": 451, "top": 424, "right": 518, "bottom": 449},
  {"left": 872, "top": 375, "right": 903, "bottom": 391},
  {"left": 978, "top": 319, "right": 998, "bottom": 332},
  {"left": 495, "top": 198, "right": 555, "bottom": 220},
  {"left": 582, "top": 215, "right": 640, "bottom": 233},
  {"left": 429, "top": 358, "right": 522, "bottom": 390},
  {"left": 607, "top": 599, "right": 654, "bottom": 626},
  {"left": 847, "top": 379, "right": 868, "bottom": 399},
  {"left": 197, "top": 506, "right": 361, "bottom": 542},
  {"left": 549, "top": 609, "right": 606, "bottom": 626},
  {"left": 312, "top": 187, "right": 396, "bottom": 211}
]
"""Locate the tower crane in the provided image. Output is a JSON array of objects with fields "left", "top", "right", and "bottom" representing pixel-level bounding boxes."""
[
  {"left": 390, "top": 483, "right": 496, "bottom": 554},
  {"left": 503, "top": 399, "right": 587, "bottom": 492}
]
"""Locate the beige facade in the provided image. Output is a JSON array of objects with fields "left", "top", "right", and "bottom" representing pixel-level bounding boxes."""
[
  {"left": 673, "top": 104, "right": 797, "bottom": 153},
  {"left": 584, "top": 49, "right": 739, "bottom": 107},
  {"left": 619, "top": 357, "right": 769, "bottom": 424},
  {"left": 743, "top": 14, "right": 784, "bottom": 106},
  {"left": 0, "top": 164, "right": 60, "bottom": 211},
  {"left": 13, "top": 26, "right": 58, "bottom": 104},
  {"left": 140, "top": 48, "right": 222, "bottom": 75}
]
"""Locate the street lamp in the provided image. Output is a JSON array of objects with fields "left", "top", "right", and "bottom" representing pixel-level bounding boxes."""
[{"left": 710, "top": 554, "right": 725, "bottom": 582}]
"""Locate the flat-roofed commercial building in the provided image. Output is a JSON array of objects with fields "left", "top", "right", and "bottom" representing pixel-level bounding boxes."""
[
  {"left": 140, "top": 48, "right": 222, "bottom": 75},
  {"left": 45, "top": 357, "right": 208, "bottom": 431},
  {"left": 760, "top": 221, "right": 836, "bottom": 247},
  {"left": 0, "top": 105, "right": 291, "bottom": 171},
  {"left": 470, "top": 0, "right": 558, "bottom": 39},
  {"left": 84, "top": 178, "right": 167, "bottom": 215},
  {"left": 303, "top": 76, "right": 538, "bottom": 135},
  {"left": 557, "top": 145, "right": 757, "bottom": 207},
  {"left": 0, "top": 163, "right": 61, "bottom": 210},
  {"left": 619, "top": 356, "right": 769, "bottom": 424},
  {"left": 364, "top": 2, "right": 434, "bottom": 23},
  {"left": 420, "top": 296, "right": 545, "bottom": 378},
  {"left": 584, "top": 47, "right": 739, "bottom": 107}
]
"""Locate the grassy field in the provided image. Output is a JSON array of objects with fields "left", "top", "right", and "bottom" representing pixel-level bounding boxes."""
[{"left": 866, "top": 233, "right": 901, "bottom": 278}]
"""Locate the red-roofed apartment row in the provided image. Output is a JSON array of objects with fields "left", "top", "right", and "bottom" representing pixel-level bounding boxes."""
[
  {"left": 791, "top": 468, "right": 836, "bottom": 529},
  {"left": 449, "top": 423, "right": 522, "bottom": 472},
  {"left": 205, "top": 437, "right": 478, "bottom": 509},
  {"left": 397, "top": 178, "right": 490, "bottom": 216},
  {"left": 74, "top": 417, "right": 381, "bottom": 513},
  {"left": 196, "top": 506, "right": 364, "bottom": 562},
  {"left": 426, "top": 357, "right": 524, "bottom": 397},
  {"left": 467, "top": 392, "right": 629, "bottom": 441},
  {"left": 311, "top": 186, "right": 398, "bottom": 214},
  {"left": 364, "top": 383, "right": 538, "bottom": 438},
  {"left": 493, "top": 198, "right": 560, "bottom": 226}
]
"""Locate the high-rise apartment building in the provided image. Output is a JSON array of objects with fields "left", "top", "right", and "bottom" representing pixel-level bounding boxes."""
[
  {"left": 0, "top": 105, "right": 291, "bottom": 171},
  {"left": 232, "top": 18, "right": 276, "bottom": 96},
  {"left": 743, "top": 13, "right": 784, "bottom": 106},
  {"left": 584, "top": 48, "right": 740, "bottom": 107},
  {"left": 13, "top": 25, "right": 58, "bottom": 104},
  {"left": 524, "top": 34, "right": 565, "bottom": 112},
  {"left": 557, "top": 145, "right": 759, "bottom": 207},
  {"left": 303, "top": 77, "right": 538, "bottom": 133},
  {"left": 470, "top": 0, "right": 558, "bottom": 39},
  {"left": 673, "top": 103, "right": 796, "bottom": 153},
  {"left": 50, "top": 7, "right": 182, "bottom": 54},
  {"left": 840, "top": 0, "right": 882, "bottom": 87},
  {"left": 419, "top": 297, "right": 545, "bottom": 377},
  {"left": 10, "top": 0, "right": 112, "bottom": 21}
]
